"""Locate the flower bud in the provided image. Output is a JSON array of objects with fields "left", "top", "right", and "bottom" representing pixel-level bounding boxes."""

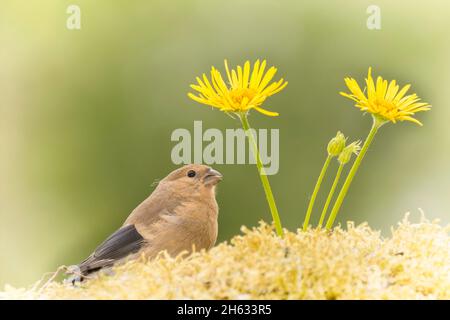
[
  {"left": 327, "top": 131, "right": 346, "bottom": 156},
  {"left": 338, "top": 140, "right": 361, "bottom": 164}
]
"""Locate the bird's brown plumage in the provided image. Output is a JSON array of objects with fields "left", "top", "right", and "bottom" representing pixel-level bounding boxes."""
[{"left": 75, "top": 164, "right": 222, "bottom": 278}]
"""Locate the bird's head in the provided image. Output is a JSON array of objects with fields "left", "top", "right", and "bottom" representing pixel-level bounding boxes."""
[{"left": 160, "top": 164, "right": 223, "bottom": 195}]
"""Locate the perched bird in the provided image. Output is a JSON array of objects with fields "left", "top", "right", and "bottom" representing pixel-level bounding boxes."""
[{"left": 73, "top": 164, "right": 222, "bottom": 279}]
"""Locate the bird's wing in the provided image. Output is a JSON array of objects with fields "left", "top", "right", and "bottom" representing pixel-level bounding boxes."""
[{"left": 77, "top": 224, "right": 146, "bottom": 275}]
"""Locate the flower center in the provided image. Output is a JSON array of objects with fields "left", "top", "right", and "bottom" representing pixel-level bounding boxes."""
[
  {"left": 229, "top": 88, "right": 257, "bottom": 105},
  {"left": 373, "top": 99, "right": 399, "bottom": 116}
]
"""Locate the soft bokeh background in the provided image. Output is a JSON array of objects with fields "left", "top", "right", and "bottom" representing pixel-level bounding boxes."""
[{"left": 1, "top": 0, "right": 449, "bottom": 287}]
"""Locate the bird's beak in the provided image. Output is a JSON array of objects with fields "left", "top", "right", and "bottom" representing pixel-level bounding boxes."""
[{"left": 204, "top": 168, "right": 223, "bottom": 186}]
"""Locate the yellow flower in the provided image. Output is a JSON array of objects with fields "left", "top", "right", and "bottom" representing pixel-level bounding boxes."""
[
  {"left": 340, "top": 67, "right": 431, "bottom": 125},
  {"left": 188, "top": 59, "right": 288, "bottom": 116}
]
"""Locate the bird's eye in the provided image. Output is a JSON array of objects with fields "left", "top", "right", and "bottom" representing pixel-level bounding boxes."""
[{"left": 187, "top": 170, "right": 196, "bottom": 178}]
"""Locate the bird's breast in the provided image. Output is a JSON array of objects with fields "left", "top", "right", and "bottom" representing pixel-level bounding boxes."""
[{"left": 136, "top": 199, "right": 218, "bottom": 259}]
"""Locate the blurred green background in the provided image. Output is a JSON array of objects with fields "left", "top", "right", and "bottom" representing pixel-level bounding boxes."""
[{"left": 1, "top": 0, "right": 449, "bottom": 287}]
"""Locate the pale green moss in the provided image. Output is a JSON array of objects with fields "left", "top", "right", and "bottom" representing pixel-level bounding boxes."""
[{"left": 1, "top": 215, "right": 449, "bottom": 300}]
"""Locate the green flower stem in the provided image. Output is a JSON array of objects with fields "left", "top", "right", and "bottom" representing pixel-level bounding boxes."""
[
  {"left": 239, "top": 113, "right": 284, "bottom": 236},
  {"left": 303, "top": 154, "right": 332, "bottom": 231},
  {"left": 318, "top": 163, "right": 344, "bottom": 228},
  {"left": 325, "top": 116, "right": 385, "bottom": 230}
]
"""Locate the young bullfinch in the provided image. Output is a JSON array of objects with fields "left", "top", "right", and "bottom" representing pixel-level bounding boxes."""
[{"left": 74, "top": 164, "right": 222, "bottom": 279}]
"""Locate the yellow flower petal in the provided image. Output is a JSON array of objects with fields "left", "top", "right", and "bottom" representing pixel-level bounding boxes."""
[
  {"left": 254, "top": 106, "right": 279, "bottom": 116},
  {"left": 224, "top": 59, "right": 233, "bottom": 86}
]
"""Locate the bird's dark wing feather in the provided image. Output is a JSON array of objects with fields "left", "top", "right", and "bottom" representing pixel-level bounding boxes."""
[{"left": 78, "top": 224, "right": 145, "bottom": 275}]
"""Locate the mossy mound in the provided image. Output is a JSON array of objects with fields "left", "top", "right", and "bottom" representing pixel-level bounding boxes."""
[{"left": 2, "top": 215, "right": 449, "bottom": 299}]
